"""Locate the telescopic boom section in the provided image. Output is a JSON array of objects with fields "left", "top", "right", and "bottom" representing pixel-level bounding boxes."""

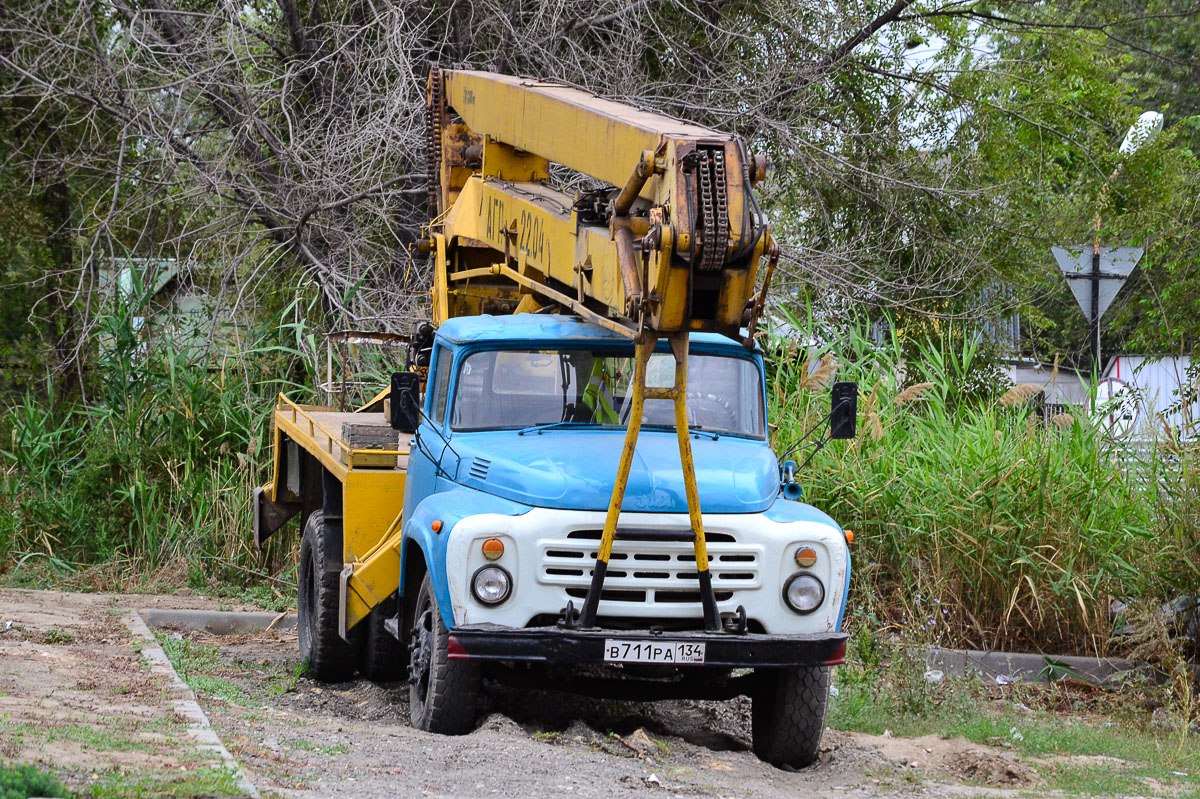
[{"left": 425, "top": 67, "right": 777, "bottom": 342}]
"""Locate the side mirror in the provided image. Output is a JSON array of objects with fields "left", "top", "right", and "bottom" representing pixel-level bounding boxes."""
[
  {"left": 390, "top": 371, "right": 422, "bottom": 433},
  {"left": 830, "top": 381, "right": 858, "bottom": 440}
]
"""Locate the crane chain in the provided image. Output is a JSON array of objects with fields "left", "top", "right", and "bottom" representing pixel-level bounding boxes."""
[
  {"left": 425, "top": 65, "right": 444, "bottom": 214},
  {"left": 696, "top": 148, "right": 729, "bottom": 272},
  {"left": 696, "top": 150, "right": 715, "bottom": 271},
  {"left": 712, "top": 149, "right": 729, "bottom": 269}
]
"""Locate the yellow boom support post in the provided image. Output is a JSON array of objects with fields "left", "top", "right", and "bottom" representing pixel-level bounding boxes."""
[{"left": 575, "top": 332, "right": 719, "bottom": 630}]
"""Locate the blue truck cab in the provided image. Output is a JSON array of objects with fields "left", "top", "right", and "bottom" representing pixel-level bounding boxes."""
[{"left": 396, "top": 314, "right": 850, "bottom": 767}]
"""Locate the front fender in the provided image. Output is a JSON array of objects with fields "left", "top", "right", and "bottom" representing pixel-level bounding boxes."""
[
  {"left": 401, "top": 486, "right": 532, "bottom": 629},
  {"left": 765, "top": 495, "right": 851, "bottom": 630}
]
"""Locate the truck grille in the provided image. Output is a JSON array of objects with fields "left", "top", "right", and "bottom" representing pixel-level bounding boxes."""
[{"left": 538, "top": 528, "right": 762, "bottom": 605}]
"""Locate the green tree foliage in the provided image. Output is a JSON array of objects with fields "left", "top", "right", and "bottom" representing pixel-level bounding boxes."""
[{"left": 762, "top": 2, "right": 1199, "bottom": 360}]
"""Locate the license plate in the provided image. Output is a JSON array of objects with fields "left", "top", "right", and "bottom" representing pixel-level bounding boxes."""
[{"left": 603, "top": 639, "right": 705, "bottom": 664}]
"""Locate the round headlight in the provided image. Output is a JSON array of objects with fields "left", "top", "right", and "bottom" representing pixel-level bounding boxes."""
[
  {"left": 783, "top": 573, "right": 824, "bottom": 614},
  {"left": 471, "top": 565, "right": 512, "bottom": 605}
]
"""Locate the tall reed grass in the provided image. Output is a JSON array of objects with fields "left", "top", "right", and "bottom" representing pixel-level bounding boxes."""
[
  {"left": 0, "top": 287, "right": 314, "bottom": 588},
  {"left": 768, "top": 311, "right": 1199, "bottom": 655}
]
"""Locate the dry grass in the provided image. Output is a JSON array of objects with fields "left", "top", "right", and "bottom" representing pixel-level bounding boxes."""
[
  {"left": 893, "top": 381, "right": 934, "bottom": 405},
  {"left": 999, "top": 383, "right": 1044, "bottom": 407},
  {"left": 801, "top": 353, "right": 840, "bottom": 390},
  {"left": 1051, "top": 412, "right": 1075, "bottom": 429}
]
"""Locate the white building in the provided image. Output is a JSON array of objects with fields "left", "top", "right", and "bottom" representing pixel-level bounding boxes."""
[{"left": 1005, "top": 355, "right": 1197, "bottom": 441}]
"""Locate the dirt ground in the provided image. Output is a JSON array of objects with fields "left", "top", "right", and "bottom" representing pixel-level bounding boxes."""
[{"left": 0, "top": 589, "right": 1123, "bottom": 798}]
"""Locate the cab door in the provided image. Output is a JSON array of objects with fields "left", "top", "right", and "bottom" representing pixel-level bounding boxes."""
[{"left": 403, "top": 343, "right": 460, "bottom": 510}]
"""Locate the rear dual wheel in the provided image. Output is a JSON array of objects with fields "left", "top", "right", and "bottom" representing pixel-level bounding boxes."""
[
  {"left": 299, "top": 511, "right": 406, "bottom": 682},
  {"left": 297, "top": 511, "right": 360, "bottom": 682},
  {"left": 359, "top": 593, "right": 407, "bottom": 682}
]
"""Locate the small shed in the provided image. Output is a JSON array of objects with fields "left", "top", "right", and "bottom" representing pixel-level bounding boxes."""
[
  {"left": 1103, "top": 355, "right": 1197, "bottom": 441},
  {"left": 98, "top": 258, "right": 244, "bottom": 363}
]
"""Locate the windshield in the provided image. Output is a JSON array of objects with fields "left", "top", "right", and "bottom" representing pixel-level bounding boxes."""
[{"left": 450, "top": 347, "right": 765, "bottom": 438}]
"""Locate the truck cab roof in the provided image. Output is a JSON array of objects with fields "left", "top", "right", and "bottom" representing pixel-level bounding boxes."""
[{"left": 435, "top": 314, "right": 755, "bottom": 353}]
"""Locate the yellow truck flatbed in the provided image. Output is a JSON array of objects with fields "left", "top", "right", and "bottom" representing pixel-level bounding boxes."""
[{"left": 259, "top": 394, "right": 409, "bottom": 633}]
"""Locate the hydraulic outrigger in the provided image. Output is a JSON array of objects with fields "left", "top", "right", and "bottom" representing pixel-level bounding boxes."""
[{"left": 423, "top": 66, "right": 779, "bottom": 634}]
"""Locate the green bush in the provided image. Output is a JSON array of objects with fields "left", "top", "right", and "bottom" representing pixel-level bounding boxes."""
[{"left": 0, "top": 763, "right": 71, "bottom": 799}]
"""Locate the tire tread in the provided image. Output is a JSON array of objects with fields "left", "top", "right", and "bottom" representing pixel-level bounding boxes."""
[
  {"left": 752, "top": 665, "right": 830, "bottom": 768},
  {"left": 299, "top": 511, "right": 360, "bottom": 682},
  {"left": 409, "top": 574, "right": 479, "bottom": 734}
]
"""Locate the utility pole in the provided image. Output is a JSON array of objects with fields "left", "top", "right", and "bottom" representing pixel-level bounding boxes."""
[{"left": 1090, "top": 240, "right": 1101, "bottom": 377}]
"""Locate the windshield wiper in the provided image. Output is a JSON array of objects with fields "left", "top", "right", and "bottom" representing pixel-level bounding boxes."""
[
  {"left": 518, "top": 421, "right": 720, "bottom": 439},
  {"left": 517, "top": 421, "right": 595, "bottom": 436},
  {"left": 643, "top": 423, "right": 719, "bottom": 440}
]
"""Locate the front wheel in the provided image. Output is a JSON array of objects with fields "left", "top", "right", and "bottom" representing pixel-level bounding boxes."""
[
  {"left": 751, "top": 666, "right": 831, "bottom": 768},
  {"left": 407, "top": 573, "right": 480, "bottom": 734}
]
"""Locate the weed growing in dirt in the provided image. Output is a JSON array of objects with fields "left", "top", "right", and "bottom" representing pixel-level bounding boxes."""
[
  {"left": 0, "top": 763, "right": 70, "bottom": 799},
  {"left": 264, "top": 661, "right": 310, "bottom": 697},
  {"left": 84, "top": 765, "right": 243, "bottom": 798},
  {"left": 2, "top": 715, "right": 196, "bottom": 761},
  {"left": 287, "top": 738, "right": 351, "bottom": 756},
  {"left": 155, "top": 632, "right": 252, "bottom": 706},
  {"left": 155, "top": 633, "right": 220, "bottom": 674},
  {"left": 41, "top": 627, "right": 74, "bottom": 645}
]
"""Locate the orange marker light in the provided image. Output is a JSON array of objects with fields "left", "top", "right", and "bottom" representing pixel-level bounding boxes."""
[
  {"left": 795, "top": 547, "right": 817, "bottom": 568},
  {"left": 481, "top": 538, "right": 505, "bottom": 560},
  {"left": 431, "top": 519, "right": 443, "bottom": 533},
  {"left": 844, "top": 529, "right": 854, "bottom": 543}
]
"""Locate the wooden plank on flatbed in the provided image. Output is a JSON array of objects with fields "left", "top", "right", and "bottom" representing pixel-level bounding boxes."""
[{"left": 275, "top": 407, "right": 409, "bottom": 473}]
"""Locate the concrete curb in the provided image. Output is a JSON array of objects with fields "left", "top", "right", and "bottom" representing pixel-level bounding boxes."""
[
  {"left": 139, "top": 608, "right": 1141, "bottom": 687},
  {"left": 140, "top": 608, "right": 296, "bottom": 635},
  {"left": 123, "top": 611, "right": 260, "bottom": 798},
  {"left": 924, "top": 647, "right": 1137, "bottom": 684}
]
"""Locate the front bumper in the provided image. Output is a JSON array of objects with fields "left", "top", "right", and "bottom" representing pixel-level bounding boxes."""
[{"left": 447, "top": 624, "right": 848, "bottom": 668}]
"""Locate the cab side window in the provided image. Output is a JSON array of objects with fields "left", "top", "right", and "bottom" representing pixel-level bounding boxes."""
[{"left": 430, "top": 346, "right": 453, "bottom": 424}]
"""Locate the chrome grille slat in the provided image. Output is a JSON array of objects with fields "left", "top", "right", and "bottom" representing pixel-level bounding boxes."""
[{"left": 538, "top": 530, "right": 762, "bottom": 604}]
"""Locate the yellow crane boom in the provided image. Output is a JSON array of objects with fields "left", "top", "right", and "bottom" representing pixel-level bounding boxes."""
[{"left": 425, "top": 67, "right": 777, "bottom": 342}]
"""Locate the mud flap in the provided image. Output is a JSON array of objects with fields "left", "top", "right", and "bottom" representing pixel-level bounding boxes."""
[{"left": 253, "top": 486, "right": 300, "bottom": 548}]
